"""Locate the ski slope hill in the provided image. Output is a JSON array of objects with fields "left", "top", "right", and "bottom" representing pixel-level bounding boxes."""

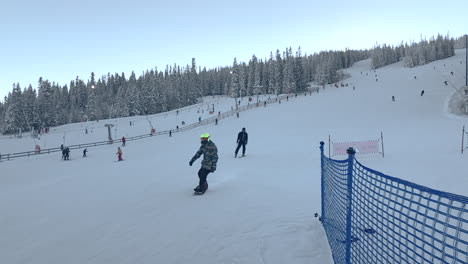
[{"left": 1, "top": 49, "right": 467, "bottom": 264}]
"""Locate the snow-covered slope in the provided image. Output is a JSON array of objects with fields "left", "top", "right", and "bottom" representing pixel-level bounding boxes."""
[{"left": 1, "top": 49, "right": 467, "bottom": 264}]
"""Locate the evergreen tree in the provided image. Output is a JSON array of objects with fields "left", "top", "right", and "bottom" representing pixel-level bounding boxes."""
[
  {"left": 4, "top": 83, "right": 25, "bottom": 133},
  {"left": 230, "top": 58, "right": 241, "bottom": 98}
]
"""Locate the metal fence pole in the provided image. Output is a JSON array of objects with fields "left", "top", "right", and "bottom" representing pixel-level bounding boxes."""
[
  {"left": 346, "top": 147, "right": 356, "bottom": 264},
  {"left": 320, "top": 141, "right": 325, "bottom": 222}
]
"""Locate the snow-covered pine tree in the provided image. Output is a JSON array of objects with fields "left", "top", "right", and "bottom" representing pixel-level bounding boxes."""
[
  {"left": 22, "top": 84, "right": 37, "bottom": 130},
  {"left": 294, "top": 47, "right": 306, "bottom": 93},
  {"left": 274, "top": 49, "right": 283, "bottom": 95},
  {"left": 230, "top": 58, "right": 241, "bottom": 98},
  {"left": 4, "top": 83, "right": 25, "bottom": 133},
  {"left": 37, "top": 78, "right": 56, "bottom": 127}
]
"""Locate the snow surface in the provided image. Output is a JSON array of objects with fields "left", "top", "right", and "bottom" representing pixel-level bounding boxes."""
[{"left": 1, "top": 49, "right": 467, "bottom": 264}]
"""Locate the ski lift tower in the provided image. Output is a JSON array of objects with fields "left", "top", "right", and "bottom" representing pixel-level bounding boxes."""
[{"left": 104, "top": 124, "right": 114, "bottom": 144}]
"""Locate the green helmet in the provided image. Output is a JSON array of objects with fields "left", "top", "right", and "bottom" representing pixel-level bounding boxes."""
[{"left": 200, "top": 133, "right": 210, "bottom": 139}]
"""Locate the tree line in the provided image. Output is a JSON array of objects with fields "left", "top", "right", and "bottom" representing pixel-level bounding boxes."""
[
  {"left": 2, "top": 33, "right": 463, "bottom": 135},
  {"left": 371, "top": 34, "right": 457, "bottom": 69}
]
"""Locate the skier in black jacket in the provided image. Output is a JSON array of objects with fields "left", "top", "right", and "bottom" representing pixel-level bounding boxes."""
[{"left": 235, "top": 127, "right": 248, "bottom": 158}]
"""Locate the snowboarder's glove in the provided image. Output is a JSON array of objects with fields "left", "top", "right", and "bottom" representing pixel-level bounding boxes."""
[
  {"left": 211, "top": 163, "right": 217, "bottom": 172},
  {"left": 189, "top": 159, "right": 194, "bottom": 166}
]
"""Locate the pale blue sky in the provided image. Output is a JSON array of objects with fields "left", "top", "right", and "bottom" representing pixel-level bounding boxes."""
[{"left": 0, "top": 0, "right": 466, "bottom": 99}]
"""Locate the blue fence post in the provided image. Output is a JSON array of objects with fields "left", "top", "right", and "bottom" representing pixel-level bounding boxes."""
[
  {"left": 345, "top": 147, "right": 356, "bottom": 264},
  {"left": 320, "top": 141, "right": 325, "bottom": 222}
]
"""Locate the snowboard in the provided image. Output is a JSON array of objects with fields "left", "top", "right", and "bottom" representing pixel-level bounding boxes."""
[{"left": 193, "top": 185, "right": 208, "bottom": 195}]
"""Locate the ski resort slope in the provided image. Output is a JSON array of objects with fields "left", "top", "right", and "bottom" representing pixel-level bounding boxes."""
[{"left": 1, "top": 49, "right": 467, "bottom": 264}]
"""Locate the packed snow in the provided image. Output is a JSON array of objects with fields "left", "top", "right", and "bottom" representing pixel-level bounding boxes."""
[{"left": 1, "top": 49, "right": 467, "bottom": 264}]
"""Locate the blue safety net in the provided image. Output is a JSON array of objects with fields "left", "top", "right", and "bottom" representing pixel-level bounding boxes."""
[{"left": 320, "top": 143, "right": 468, "bottom": 264}]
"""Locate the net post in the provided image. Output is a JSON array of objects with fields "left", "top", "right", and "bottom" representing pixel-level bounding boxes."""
[
  {"left": 320, "top": 141, "right": 325, "bottom": 222},
  {"left": 381, "top": 131, "right": 385, "bottom": 158},
  {"left": 345, "top": 147, "right": 356, "bottom": 264},
  {"left": 462, "top": 125, "right": 465, "bottom": 154}
]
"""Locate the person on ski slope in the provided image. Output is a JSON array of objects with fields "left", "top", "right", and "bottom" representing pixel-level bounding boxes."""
[
  {"left": 235, "top": 127, "right": 248, "bottom": 158},
  {"left": 117, "top": 147, "right": 123, "bottom": 161},
  {"left": 189, "top": 133, "right": 218, "bottom": 193}
]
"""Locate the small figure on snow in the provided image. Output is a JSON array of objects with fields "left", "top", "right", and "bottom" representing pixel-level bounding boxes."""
[
  {"left": 189, "top": 133, "right": 218, "bottom": 194},
  {"left": 392, "top": 96, "right": 395, "bottom": 102},
  {"left": 83, "top": 148, "right": 87, "bottom": 157},
  {"left": 444, "top": 81, "right": 448, "bottom": 86},
  {"left": 62, "top": 147, "right": 70, "bottom": 160},
  {"left": 235, "top": 127, "right": 248, "bottom": 158},
  {"left": 121, "top": 136, "right": 126, "bottom": 146},
  {"left": 117, "top": 147, "right": 123, "bottom": 161},
  {"left": 420, "top": 90, "right": 425, "bottom": 96}
]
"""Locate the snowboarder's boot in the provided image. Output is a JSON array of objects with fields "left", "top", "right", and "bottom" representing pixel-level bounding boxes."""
[{"left": 201, "top": 182, "right": 208, "bottom": 193}]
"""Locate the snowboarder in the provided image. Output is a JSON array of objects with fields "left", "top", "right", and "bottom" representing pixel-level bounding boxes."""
[
  {"left": 235, "top": 127, "right": 248, "bottom": 158},
  {"left": 83, "top": 148, "right": 87, "bottom": 157},
  {"left": 189, "top": 133, "right": 218, "bottom": 194},
  {"left": 121, "top": 136, "right": 126, "bottom": 146},
  {"left": 117, "top": 147, "right": 123, "bottom": 161},
  {"left": 420, "top": 90, "right": 425, "bottom": 96}
]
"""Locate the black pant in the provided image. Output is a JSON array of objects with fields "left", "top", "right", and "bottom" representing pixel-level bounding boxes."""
[
  {"left": 198, "top": 168, "right": 211, "bottom": 190},
  {"left": 235, "top": 142, "right": 246, "bottom": 156}
]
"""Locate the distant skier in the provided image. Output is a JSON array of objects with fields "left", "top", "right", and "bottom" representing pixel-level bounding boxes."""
[
  {"left": 83, "top": 148, "right": 87, "bottom": 157},
  {"left": 392, "top": 96, "right": 395, "bottom": 102},
  {"left": 117, "top": 147, "right": 123, "bottom": 161},
  {"left": 62, "top": 147, "right": 70, "bottom": 160},
  {"left": 420, "top": 90, "right": 425, "bottom": 96},
  {"left": 61, "top": 146, "right": 66, "bottom": 160},
  {"left": 444, "top": 81, "right": 448, "bottom": 86},
  {"left": 189, "top": 133, "right": 218, "bottom": 194},
  {"left": 121, "top": 136, "right": 126, "bottom": 146},
  {"left": 235, "top": 127, "right": 248, "bottom": 158}
]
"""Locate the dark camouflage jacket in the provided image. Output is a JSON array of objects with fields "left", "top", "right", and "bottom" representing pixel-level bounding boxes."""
[{"left": 191, "top": 140, "right": 218, "bottom": 171}]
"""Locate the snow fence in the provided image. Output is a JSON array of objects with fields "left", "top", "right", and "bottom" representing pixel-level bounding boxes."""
[{"left": 319, "top": 142, "right": 468, "bottom": 264}]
